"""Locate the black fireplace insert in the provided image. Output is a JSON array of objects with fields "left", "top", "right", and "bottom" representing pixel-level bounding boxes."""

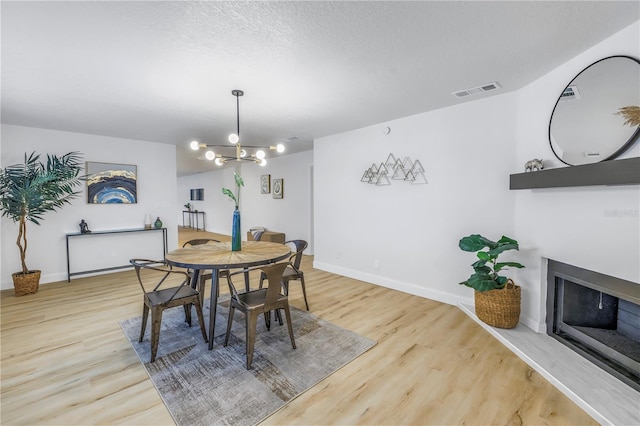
[{"left": 546, "top": 260, "right": 640, "bottom": 391}]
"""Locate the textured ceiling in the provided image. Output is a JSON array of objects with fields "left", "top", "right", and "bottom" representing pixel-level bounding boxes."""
[{"left": 2, "top": 1, "right": 639, "bottom": 176}]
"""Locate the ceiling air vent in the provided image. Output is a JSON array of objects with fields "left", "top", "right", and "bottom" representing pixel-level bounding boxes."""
[{"left": 452, "top": 82, "right": 501, "bottom": 98}]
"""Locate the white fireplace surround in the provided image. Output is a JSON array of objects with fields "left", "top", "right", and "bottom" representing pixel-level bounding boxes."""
[
  {"left": 458, "top": 256, "right": 640, "bottom": 425},
  {"left": 459, "top": 303, "right": 640, "bottom": 426}
]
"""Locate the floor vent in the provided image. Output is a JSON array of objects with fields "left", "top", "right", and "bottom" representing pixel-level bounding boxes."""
[{"left": 452, "top": 82, "right": 500, "bottom": 98}]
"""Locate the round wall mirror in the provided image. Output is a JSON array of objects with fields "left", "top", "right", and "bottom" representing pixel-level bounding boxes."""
[{"left": 549, "top": 55, "right": 640, "bottom": 166}]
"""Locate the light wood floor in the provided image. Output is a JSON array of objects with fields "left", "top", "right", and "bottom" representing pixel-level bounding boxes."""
[{"left": 1, "top": 229, "right": 597, "bottom": 425}]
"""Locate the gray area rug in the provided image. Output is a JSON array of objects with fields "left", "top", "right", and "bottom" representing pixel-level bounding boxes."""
[{"left": 120, "top": 297, "right": 376, "bottom": 426}]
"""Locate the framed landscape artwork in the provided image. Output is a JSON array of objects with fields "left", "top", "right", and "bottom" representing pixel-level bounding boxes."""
[
  {"left": 260, "top": 175, "right": 271, "bottom": 194},
  {"left": 272, "top": 178, "right": 283, "bottom": 199},
  {"left": 86, "top": 161, "right": 137, "bottom": 204}
]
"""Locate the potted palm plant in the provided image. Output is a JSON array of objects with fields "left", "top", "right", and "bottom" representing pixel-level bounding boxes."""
[
  {"left": 0, "top": 151, "right": 84, "bottom": 295},
  {"left": 459, "top": 234, "right": 525, "bottom": 328}
]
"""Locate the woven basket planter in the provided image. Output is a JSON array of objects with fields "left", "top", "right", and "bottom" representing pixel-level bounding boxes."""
[
  {"left": 474, "top": 279, "right": 521, "bottom": 329},
  {"left": 12, "top": 270, "right": 41, "bottom": 296}
]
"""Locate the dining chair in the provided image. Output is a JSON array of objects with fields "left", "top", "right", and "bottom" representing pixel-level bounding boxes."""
[
  {"left": 182, "top": 238, "right": 224, "bottom": 304},
  {"left": 259, "top": 240, "right": 309, "bottom": 310},
  {"left": 224, "top": 262, "right": 296, "bottom": 369},
  {"left": 130, "top": 259, "right": 208, "bottom": 363}
]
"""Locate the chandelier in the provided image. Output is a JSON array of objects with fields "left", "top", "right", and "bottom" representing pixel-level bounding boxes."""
[{"left": 190, "top": 89, "right": 285, "bottom": 166}]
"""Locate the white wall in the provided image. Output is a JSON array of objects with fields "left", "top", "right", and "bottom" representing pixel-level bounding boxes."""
[
  {"left": 177, "top": 150, "right": 314, "bottom": 251},
  {"left": 513, "top": 21, "right": 640, "bottom": 332},
  {"left": 1, "top": 124, "right": 178, "bottom": 289},
  {"left": 314, "top": 20, "right": 640, "bottom": 332},
  {"left": 314, "top": 92, "right": 520, "bottom": 309}
]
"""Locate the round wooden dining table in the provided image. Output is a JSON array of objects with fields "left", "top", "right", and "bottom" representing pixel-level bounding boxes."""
[{"left": 165, "top": 240, "right": 291, "bottom": 350}]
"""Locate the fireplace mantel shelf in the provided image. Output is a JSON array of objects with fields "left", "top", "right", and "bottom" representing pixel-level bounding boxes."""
[{"left": 509, "top": 157, "right": 640, "bottom": 190}]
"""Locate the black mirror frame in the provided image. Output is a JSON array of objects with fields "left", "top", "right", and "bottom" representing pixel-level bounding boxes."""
[{"left": 548, "top": 55, "right": 640, "bottom": 166}]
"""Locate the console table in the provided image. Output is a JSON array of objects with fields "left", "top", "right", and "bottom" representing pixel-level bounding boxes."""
[
  {"left": 182, "top": 210, "right": 206, "bottom": 231},
  {"left": 66, "top": 227, "right": 168, "bottom": 281}
]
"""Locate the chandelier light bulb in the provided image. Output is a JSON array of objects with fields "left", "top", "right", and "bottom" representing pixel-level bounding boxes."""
[
  {"left": 259, "top": 158, "right": 267, "bottom": 167},
  {"left": 256, "top": 149, "right": 266, "bottom": 160},
  {"left": 190, "top": 140, "right": 200, "bottom": 150},
  {"left": 276, "top": 143, "right": 285, "bottom": 153},
  {"left": 228, "top": 133, "right": 239, "bottom": 144},
  {"left": 214, "top": 157, "right": 224, "bottom": 166},
  {"left": 205, "top": 150, "right": 215, "bottom": 161},
  {"left": 240, "top": 149, "right": 247, "bottom": 158}
]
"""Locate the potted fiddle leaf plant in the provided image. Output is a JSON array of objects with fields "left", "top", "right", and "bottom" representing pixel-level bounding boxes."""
[
  {"left": 0, "top": 151, "right": 84, "bottom": 295},
  {"left": 459, "top": 234, "right": 525, "bottom": 328},
  {"left": 222, "top": 172, "right": 244, "bottom": 251}
]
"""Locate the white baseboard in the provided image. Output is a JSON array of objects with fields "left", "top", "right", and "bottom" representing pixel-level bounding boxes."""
[{"left": 313, "top": 260, "right": 473, "bottom": 307}]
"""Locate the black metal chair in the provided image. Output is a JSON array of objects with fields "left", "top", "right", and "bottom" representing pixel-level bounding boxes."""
[
  {"left": 259, "top": 240, "right": 309, "bottom": 310},
  {"left": 224, "top": 262, "right": 296, "bottom": 369},
  {"left": 130, "top": 259, "right": 208, "bottom": 363},
  {"left": 182, "top": 238, "right": 225, "bottom": 304}
]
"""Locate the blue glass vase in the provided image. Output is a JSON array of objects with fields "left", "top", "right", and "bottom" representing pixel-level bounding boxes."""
[{"left": 231, "top": 206, "right": 241, "bottom": 251}]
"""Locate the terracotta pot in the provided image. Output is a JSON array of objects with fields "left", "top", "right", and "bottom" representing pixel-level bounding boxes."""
[{"left": 12, "top": 270, "right": 41, "bottom": 296}]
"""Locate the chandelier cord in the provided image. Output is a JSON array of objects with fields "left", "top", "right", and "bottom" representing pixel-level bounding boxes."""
[{"left": 235, "top": 91, "right": 240, "bottom": 140}]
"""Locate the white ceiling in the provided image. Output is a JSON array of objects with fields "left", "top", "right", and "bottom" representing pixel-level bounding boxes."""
[{"left": 2, "top": 1, "right": 638, "bottom": 176}]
